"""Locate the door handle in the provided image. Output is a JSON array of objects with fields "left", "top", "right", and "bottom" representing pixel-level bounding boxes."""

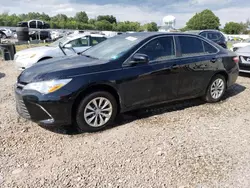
[
  {"left": 210, "top": 58, "right": 217, "bottom": 63},
  {"left": 171, "top": 64, "right": 179, "bottom": 69}
]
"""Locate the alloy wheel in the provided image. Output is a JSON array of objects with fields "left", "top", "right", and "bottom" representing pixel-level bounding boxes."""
[
  {"left": 210, "top": 78, "right": 225, "bottom": 100},
  {"left": 84, "top": 97, "right": 113, "bottom": 127}
]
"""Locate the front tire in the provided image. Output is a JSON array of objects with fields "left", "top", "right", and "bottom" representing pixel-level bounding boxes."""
[
  {"left": 203, "top": 74, "right": 226, "bottom": 103},
  {"left": 76, "top": 91, "right": 117, "bottom": 132}
]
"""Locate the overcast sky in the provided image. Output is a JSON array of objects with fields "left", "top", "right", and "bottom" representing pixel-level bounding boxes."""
[{"left": 0, "top": 0, "right": 249, "bottom": 28}]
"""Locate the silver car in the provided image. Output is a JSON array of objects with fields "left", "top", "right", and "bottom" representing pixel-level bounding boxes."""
[{"left": 236, "top": 45, "right": 250, "bottom": 73}]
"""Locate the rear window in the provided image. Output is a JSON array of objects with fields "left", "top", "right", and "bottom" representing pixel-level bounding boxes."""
[
  {"left": 207, "top": 32, "right": 221, "bottom": 40},
  {"left": 179, "top": 36, "right": 218, "bottom": 56},
  {"left": 203, "top": 41, "right": 218, "bottom": 54},
  {"left": 179, "top": 36, "right": 204, "bottom": 56}
]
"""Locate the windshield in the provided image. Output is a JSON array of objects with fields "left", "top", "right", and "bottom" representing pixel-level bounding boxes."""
[
  {"left": 82, "top": 35, "right": 144, "bottom": 60},
  {"left": 49, "top": 36, "right": 70, "bottom": 47}
]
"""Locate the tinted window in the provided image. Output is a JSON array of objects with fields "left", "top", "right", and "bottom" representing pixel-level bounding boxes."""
[
  {"left": 207, "top": 32, "right": 221, "bottom": 40},
  {"left": 137, "top": 37, "right": 175, "bottom": 62},
  {"left": 179, "top": 36, "right": 204, "bottom": 56},
  {"left": 90, "top": 37, "right": 106, "bottom": 46},
  {"left": 200, "top": 32, "right": 207, "bottom": 38},
  {"left": 203, "top": 42, "right": 218, "bottom": 54},
  {"left": 37, "top": 21, "right": 43, "bottom": 29},
  {"left": 29, "top": 21, "right": 36, "bottom": 28}
]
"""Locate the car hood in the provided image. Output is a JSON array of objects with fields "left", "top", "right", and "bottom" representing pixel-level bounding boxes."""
[
  {"left": 18, "top": 55, "right": 109, "bottom": 83},
  {"left": 16, "top": 46, "right": 56, "bottom": 56}
]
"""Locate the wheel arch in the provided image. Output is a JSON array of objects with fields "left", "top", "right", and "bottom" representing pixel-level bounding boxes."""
[
  {"left": 214, "top": 71, "right": 228, "bottom": 86},
  {"left": 71, "top": 84, "right": 121, "bottom": 121},
  {"left": 38, "top": 56, "right": 53, "bottom": 62}
]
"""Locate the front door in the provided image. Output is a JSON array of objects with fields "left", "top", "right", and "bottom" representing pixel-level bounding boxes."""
[{"left": 120, "top": 36, "right": 180, "bottom": 108}]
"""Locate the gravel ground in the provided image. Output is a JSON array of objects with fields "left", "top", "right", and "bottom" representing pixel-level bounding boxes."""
[{"left": 1, "top": 61, "right": 250, "bottom": 188}]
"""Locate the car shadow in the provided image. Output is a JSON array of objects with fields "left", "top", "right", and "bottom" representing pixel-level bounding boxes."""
[
  {"left": 239, "top": 72, "right": 250, "bottom": 78},
  {"left": 0, "top": 73, "right": 5, "bottom": 79},
  {"left": 42, "top": 83, "right": 246, "bottom": 135}
]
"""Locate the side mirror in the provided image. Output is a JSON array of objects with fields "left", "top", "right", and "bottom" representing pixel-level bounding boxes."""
[
  {"left": 130, "top": 53, "right": 149, "bottom": 65},
  {"left": 64, "top": 43, "right": 72, "bottom": 48}
]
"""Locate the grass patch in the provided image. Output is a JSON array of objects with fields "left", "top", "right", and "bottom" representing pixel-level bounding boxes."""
[{"left": 16, "top": 43, "right": 49, "bottom": 52}]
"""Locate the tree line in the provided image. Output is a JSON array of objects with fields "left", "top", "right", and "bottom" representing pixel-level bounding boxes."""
[
  {"left": 0, "top": 12, "right": 158, "bottom": 32},
  {"left": 181, "top": 9, "right": 250, "bottom": 34},
  {"left": 0, "top": 10, "right": 249, "bottom": 34}
]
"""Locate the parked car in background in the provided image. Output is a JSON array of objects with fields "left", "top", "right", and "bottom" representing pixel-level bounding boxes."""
[
  {"left": 0, "top": 28, "right": 13, "bottom": 38},
  {"left": 17, "top": 20, "right": 50, "bottom": 29},
  {"left": 231, "top": 38, "right": 250, "bottom": 52},
  {"left": 186, "top": 30, "right": 228, "bottom": 48},
  {"left": 15, "top": 32, "right": 239, "bottom": 132},
  {"left": 14, "top": 33, "right": 107, "bottom": 70},
  {"left": 29, "top": 30, "right": 51, "bottom": 41},
  {"left": 51, "top": 30, "right": 64, "bottom": 41},
  {"left": 0, "top": 30, "right": 6, "bottom": 39},
  {"left": 235, "top": 45, "right": 250, "bottom": 73}
]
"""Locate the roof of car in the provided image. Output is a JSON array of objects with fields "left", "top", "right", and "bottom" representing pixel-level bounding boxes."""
[
  {"left": 67, "top": 33, "right": 106, "bottom": 40},
  {"left": 185, "top": 29, "right": 222, "bottom": 34},
  {"left": 119, "top": 32, "right": 203, "bottom": 38}
]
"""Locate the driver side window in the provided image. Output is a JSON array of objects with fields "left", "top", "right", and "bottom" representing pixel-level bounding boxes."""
[{"left": 137, "top": 36, "right": 175, "bottom": 62}]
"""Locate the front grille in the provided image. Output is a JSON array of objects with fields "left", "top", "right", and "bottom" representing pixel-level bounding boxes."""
[
  {"left": 242, "top": 56, "right": 250, "bottom": 62},
  {"left": 16, "top": 96, "right": 30, "bottom": 119}
]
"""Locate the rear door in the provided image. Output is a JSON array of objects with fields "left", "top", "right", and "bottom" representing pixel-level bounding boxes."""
[{"left": 176, "top": 35, "right": 219, "bottom": 98}]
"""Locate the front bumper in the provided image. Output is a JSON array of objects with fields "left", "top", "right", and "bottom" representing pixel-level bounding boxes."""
[{"left": 15, "top": 85, "right": 74, "bottom": 127}]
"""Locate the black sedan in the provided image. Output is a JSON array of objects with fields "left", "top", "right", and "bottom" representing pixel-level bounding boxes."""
[{"left": 15, "top": 32, "right": 239, "bottom": 132}]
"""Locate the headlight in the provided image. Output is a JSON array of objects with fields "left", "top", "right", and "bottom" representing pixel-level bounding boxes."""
[{"left": 23, "top": 79, "right": 72, "bottom": 94}]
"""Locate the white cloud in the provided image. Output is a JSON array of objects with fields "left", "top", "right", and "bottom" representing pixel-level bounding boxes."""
[{"left": 0, "top": 0, "right": 249, "bottom": 28}]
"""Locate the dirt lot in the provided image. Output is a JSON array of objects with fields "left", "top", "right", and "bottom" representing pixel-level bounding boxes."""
[{"left": 1, "top": 61, "right": 250, "bottom": 188}]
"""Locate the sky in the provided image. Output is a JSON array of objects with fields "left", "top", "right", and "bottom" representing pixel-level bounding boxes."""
[{"left": 0, "top": 0, "right": 249, "bottom": 28}]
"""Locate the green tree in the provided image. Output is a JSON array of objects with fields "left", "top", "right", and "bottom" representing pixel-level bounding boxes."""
[
  {"left": 223, "top": 22, "right": 244, "bottom": 34},
  {"left": 97, "top": 15, "right": 117, "bottom": 24},
  {"left": 75, "top": 11, "right": 88, "bottom": 23},
  {"left": 88, "top": 18, "right": 96, "bottom": 25},
  {"left": 185, "top": 9, "right": 220, "bottom": 30},
  {"left": 143, "top": 22, "right": 158, "bottom": 31},
  {"left": 95, "top": 20, "right": 113, "bottom": 31}
]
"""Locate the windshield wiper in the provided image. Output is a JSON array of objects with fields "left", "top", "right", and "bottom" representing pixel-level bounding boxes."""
[
  {"left": 59, "top": 42, "right": 66, "bottom": 56},
  {"left": 82, "top": 54, "right": 99, "bottom": 59}
]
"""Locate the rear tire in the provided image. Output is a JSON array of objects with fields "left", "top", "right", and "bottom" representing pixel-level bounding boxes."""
[
  {"left": 203, "top": 74, "right": 226, "bottom": 103},
  {"left": 76, "top": 91, "right": 117, "bottom": 132}
]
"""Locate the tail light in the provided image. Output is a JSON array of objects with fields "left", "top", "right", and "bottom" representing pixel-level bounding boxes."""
[{"left": 233, "top": 56, "right": 239, "bottom": 63}]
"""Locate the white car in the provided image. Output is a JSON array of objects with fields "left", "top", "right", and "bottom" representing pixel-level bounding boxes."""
[
  {"left": 51, "top": 30, "right": 65, "bottom": 41},
  {"left": 231, "top": 38, "right": 250, "bottom": 52},
  {"left": 0, "top": 28, "right": 13, "bottom": 38},
  {"left": 14, "top": 33, "right": 107, "bottom": 70}
]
